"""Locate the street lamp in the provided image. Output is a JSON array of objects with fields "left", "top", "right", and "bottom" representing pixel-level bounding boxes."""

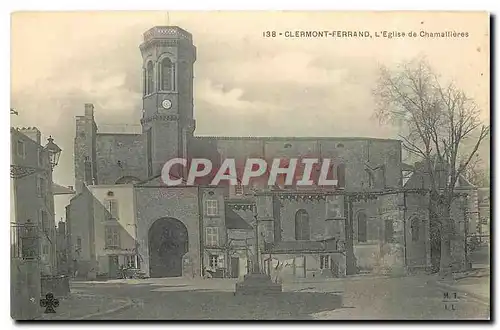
[
  {"left": 45, "top": 136, "right": 62, "bottom": 169},
  {"left": 10, "top": 136, "right": 62, "bottom": 179}
]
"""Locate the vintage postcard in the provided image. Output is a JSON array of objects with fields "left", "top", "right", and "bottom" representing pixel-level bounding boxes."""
[{"left": 10, "top": 11, "right": 490, "bottom": 320}]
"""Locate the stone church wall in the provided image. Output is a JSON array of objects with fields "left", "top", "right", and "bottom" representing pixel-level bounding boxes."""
[
  {"left": 278, "top": 198, "right": 330, "bottom": 242},
  {"left": 95, "top": 133, "right": 146, "bottom": 185},
  {"left": 134, "top": 186, "right": 201, "bottom": 278},
  {"left": 405, "top": 192, "right": 431, "bottom": 272},
  {"left": 195, "top": 137, "right": 402, "bottom": 191}
]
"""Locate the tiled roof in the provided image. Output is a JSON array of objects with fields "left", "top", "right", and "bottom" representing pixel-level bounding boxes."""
[{"left": 52, "top": 183, "right": 76, "bottom": 195}]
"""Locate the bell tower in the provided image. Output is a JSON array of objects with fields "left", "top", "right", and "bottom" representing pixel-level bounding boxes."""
[{"left": 140, "top": 26, "right": 196, "bottom": 178}]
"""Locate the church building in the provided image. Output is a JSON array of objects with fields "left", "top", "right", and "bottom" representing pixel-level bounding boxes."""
[{"left": 66, "top": 26, "right": 468, "bottom": 280}]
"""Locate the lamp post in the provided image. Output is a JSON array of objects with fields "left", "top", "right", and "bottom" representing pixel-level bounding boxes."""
[
  {"left": 234, "top": 194, "right": 282, "bottom": 295},
  {"left": 252, "top": 205, "right": 261, "bottom": 274},
  {"left": 45, "top": 136, "right": 62, "bottom": 170}
]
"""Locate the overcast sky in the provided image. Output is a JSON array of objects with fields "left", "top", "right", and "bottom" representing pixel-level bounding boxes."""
[{"left": 10, "top": 11, "right": 490, "bottom": 221}]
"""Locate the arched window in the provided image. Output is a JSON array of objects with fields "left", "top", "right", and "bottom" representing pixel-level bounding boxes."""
[
  {"left": 146, "top": 61, "right": 154, "bottom": 95},
  {"left": 295, "top": 209, "right": 310, "bottom": 241},
  {"left": 357, "top": 212, "right": 367, "bottom": 242},
  {"left": 337, "top": 163, "right": 346, "bottom": 188},
  {"left": 411, "top": 217, "right": 420, "bottom": 242},
  {"left": 160, "top": 57, "right": 175, "bottom": 91}
]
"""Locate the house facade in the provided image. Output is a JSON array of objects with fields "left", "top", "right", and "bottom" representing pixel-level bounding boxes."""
[
  {"left": 10, "top": 127, "right": 59, "bottom": 319},
  {"left": 66, "top": 184, "right": 138, "bottom": 278},
  {"left": 11, "top": 127, "right": 57, "bottom": 274}
]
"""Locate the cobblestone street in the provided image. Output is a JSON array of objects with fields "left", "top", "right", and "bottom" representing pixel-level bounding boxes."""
[
  {"left": 64, "top": 274, "right": 490, "bottom": 320},
  {"left": 36, "top": 292, "right": 131, "bottom": 320}
]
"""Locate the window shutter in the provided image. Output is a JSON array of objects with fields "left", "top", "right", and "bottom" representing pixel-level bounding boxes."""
[
  {"left": 110, "top": 200, "right": 118, "bottom": 218},
  {"left": 217, "top": 255, "right": 224, "bottom": 268},
  {"left": 105, "top": 226, "right": 120, "bottom": 249}
]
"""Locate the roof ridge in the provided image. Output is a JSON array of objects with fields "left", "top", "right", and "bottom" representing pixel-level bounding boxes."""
[{"left": 194, "top": 136, "right": 401, "bottom": 142}]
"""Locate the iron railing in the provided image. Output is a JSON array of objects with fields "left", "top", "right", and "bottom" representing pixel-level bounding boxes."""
[{"left": 11, "top": 222, "right": 40, "bottom": 260}]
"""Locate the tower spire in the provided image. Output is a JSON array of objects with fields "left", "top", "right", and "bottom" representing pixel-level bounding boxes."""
[{"left": 164, "top": 12, "right": 170, "bottom": 26}]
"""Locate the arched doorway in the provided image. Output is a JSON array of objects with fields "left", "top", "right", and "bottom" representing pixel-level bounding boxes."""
[{"left": 148, "top": 218, "right": 188, "bottom": 278}]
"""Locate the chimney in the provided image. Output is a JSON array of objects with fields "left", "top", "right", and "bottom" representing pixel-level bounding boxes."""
[
  {"left": 17, "top": 127, "right": 41, "bottom": 145},
  {"left": 84, "top": 103, "right": 94, "bottom": 118}
]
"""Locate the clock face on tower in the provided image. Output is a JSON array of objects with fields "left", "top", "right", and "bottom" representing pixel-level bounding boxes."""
[{"left": 161, "top": 99, "right": 172, "bottom": 110}]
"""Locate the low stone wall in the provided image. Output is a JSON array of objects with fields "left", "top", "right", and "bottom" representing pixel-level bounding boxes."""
[
  {"left": 41, "top": 275, "right": 70, "bottom": 298},
  {"left": 11, "top": 259, "right": 41, "bottom": 320}
]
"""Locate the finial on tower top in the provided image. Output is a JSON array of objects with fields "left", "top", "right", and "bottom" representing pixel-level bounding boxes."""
[{"left": 164, "top": 12, "right": 170, "bottom": 26}]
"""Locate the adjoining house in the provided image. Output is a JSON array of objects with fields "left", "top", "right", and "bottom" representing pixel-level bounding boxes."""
[
  {"left": 11, "top": 127, "right": 58, "bottom": 275},
  {"left": 11, "top": 127, "right": 71, "bottom": 319},
  {"left": 66, "top": 184, "right": 138, "bottom": 279}
]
